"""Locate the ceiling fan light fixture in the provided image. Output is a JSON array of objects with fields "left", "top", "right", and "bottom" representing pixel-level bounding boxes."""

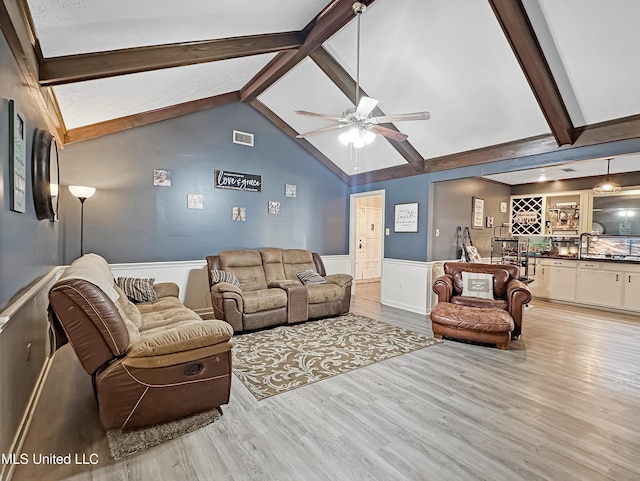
[{"left": 339, "top": 127, "right": 375, "bottom": 148}]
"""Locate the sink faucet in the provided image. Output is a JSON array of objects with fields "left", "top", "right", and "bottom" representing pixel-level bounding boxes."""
[{"left": 578, "top": 232, "right": 592, "bottom": 259}]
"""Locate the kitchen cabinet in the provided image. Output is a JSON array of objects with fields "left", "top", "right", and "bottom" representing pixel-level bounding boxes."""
[
  {"left": 575, "top": 262, "right": 622, "bottom": 308},
  {"left": 536, "top": 259, "right": 577, "bottom": 301},
  {"left": 622, "top": 272, "right": 640, "bottom": 311},
  {"left": 528, "top": 257, "right": 640, "bottom": 313}
]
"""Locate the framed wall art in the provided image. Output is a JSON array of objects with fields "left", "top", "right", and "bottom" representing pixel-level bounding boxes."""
[
  {"left": 472, "top": 197, "right": 484, "bottom": 229},
  {"left": 232, "top": 207, "right": 246, "bottom": 221},
  {"left": 285, "top": 184, "right": 297, "bottom": 197},
  {"left": 9, "top": 100, "right": 26, "bottom": 213},
  {"left": 394, "top": 202, "right": 418, "bottom": 232},
  {"left": 268, "top": 201, "right": 281, "bottom": 214}
]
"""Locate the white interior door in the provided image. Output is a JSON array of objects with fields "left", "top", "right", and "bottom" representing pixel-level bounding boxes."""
[{"left": 355, "top": 200, "right": 383, "bottom": 280}]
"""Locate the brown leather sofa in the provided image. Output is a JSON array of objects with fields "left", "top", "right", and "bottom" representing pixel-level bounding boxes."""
[
  {"left": 432, "top": 262, "right": 531, "bottom": 339},
  {"left": 48, "top": 254, "right": 234, "bottom": 430},
  {"left": 206, "top": 248, "right": 352, "bottom": 332}
]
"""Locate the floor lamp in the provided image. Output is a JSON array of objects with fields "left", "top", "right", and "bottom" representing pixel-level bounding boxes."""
[{"left": 69, "top": 185, "right": 96, "bottom": 256}]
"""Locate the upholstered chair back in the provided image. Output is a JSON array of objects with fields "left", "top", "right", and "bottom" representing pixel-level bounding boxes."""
[
  {"left": 49, "top": 254, "right": 130, "bottom": 375},
  {"left": 261, "top": 248, "right": 287, "bottom": 285},
  {"left": 282, "top": 249, "right": 318, "bottom": 280},
  {"left": 218, "top": 250, "right": 268, "bottom": 292},
  {"left": 443, "top": 262, "right": 519, "bottom": 300}
]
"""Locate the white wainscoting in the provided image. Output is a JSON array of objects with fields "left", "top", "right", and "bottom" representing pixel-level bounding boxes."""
[
  {"left": 380, "top": 259, "right": 437, "bottom": 315},
  {"left": 321, "top": 255, "right": 350, "bottom": 276},
  {"left": 0, "top": 267, "right": 62, "bottom": 481},
  {"left": 110, "top": 260, "right": 211, "bottom": 314}
]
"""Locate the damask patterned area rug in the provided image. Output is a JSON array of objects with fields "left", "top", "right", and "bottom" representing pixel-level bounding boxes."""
[{"left": 231, "top": 313, "right": 441, "bottom": 400}]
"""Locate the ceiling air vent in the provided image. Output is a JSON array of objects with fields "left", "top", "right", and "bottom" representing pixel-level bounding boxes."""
[
  {"left": 560, "top": 168, "right": 576, "bottom": 172},
  {"left": 233, "top": 130, "right": 254, "bottom": 147}
]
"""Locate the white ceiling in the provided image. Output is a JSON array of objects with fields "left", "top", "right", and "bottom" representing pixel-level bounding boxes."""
[
  {"left": 21, "top": 0, "right": 640, "bottom": 179},
  {"left": 482, "top": 153, "right": 640, "bottom": 185},
  {"left": 28, "top": 0, "right": 330, "bottom": 56}
]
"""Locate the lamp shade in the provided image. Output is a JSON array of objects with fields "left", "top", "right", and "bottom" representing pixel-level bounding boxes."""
[{"left": 69, "top": 185, "right": 96, "bottom": 199}]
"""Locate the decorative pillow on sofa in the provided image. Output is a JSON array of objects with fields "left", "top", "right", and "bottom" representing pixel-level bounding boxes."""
[
  {"left": 461, "top": 272, "right": 494, "bottom": 299},
  {"left": 211, "top": 269, "right": 240, "bottom": 287},
  {"left": 297, "top": 270, "right": 326, "bottom": 285},
  {"left": 117, "top": 277, "right": 158, "bottom": 303}
]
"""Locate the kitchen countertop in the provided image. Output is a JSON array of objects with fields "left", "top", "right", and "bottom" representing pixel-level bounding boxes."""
[{"left": 533, "top": 254, "right": 640, "bottom": 263}]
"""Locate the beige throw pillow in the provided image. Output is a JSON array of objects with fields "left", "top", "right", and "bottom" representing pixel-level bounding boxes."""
[{"left": 461, "top": 272, "right": 494, "bottom": 299}]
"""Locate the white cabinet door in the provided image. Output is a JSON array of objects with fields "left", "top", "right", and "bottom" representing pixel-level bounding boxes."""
[
  {"left": 622, "top": 273, "right": 640, "bottom": 311},
  {"left": 576, "top": 270, "right": 622, "bottom": 308},
  {"left": 539, "top": 266, "right": 576, "bottom": 301}
]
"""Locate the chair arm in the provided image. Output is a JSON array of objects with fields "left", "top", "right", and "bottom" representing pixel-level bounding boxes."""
[
  {"left": 212, "top": 282, "right": 242, "bottom": 295},
  {"left": 324, "top": 273, "right": 353, "bottom": 287},
  {"left": 432, "top": 275, "right": 454, "bottom": 303},
  {"left": 128, "top": 319, "right": 233, "bottom": 358},
  {"left": 506, "top": 279, "right": 531, "bottom": 338},
  {"left": 506, "top": 279, "right": 531, "bottom": 310},
  {"left": 211, "top": 285, "right": 244, "bottom": 313},
  {"left": 154, "top": 282, "right": 179, "bottom": 298}
]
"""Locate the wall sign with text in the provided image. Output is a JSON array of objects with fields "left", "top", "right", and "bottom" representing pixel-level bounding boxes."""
[
  {"left": 9, "top": 100, "right": 26, "bottom": 213},
  {"left": 394, "top": 202, "right": 419, "bottom": 232},
  {"left": 214, "top": 170, "right": 262, "bottom": 192}
]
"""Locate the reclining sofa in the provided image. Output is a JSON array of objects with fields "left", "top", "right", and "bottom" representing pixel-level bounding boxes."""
[
  {"left": 48, "top": 254, "right": 234, "bottom": 430},
  {"left": 206, "top": 248, "right": 352, "bottom": 332}
]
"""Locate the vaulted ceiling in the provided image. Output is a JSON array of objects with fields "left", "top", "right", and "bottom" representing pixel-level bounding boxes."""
[{"left": 2, "top": 0, "right": 640, "bottom": 186}]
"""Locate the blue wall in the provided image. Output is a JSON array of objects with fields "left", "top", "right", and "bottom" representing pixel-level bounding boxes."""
[
  {"left": 59, "top": 102, "right": 349, "bottom": 264},
  {"left": 0, "top": 32, "right": 59, "bottom": 311}
]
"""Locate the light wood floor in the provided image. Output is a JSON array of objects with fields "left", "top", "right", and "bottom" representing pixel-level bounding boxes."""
[{"left": 11, "top": 299, "right": 640, "bottom": 481}]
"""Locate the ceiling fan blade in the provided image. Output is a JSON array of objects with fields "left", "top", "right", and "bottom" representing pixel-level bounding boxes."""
[
  {"left": 296, "top": 124, "right": 347, "bottom": 138},
  {"left": 369, "top": 111, "right": 431, "bottom": 124},
  {"left": 295, "top": 110, "right": 345, "bottom": 122},
  {"left": 355, "top": 96, "right": 379, "bottom": 118},
  {"left": 371, "top": 125, "right": 409, "bottom": 142}
]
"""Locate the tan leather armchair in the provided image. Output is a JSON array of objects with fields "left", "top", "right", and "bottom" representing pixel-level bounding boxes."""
[{"left": 432, "top": 262, "right": 531, "bottom": 339}]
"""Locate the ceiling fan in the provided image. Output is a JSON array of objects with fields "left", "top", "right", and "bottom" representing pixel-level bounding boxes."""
[{"left": 295, "top": 2, "right": 430, "bottom": 148}]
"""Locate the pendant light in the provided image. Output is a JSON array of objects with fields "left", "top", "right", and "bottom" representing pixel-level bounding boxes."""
[{"left": 593, "top": 158, "right": 621, "bottom": 194}]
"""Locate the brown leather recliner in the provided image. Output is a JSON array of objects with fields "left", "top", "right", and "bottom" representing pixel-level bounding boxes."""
[
  {"left": 48, "top": 254, "right": 234, "bottom": 430},
  {"left": 432, "top": 262, "right": 531, "bottom": 339}
]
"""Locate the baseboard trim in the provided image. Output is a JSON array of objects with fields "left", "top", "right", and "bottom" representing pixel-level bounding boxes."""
[{"left": 380, "top": 298, "right": 428, "bottom": 316}]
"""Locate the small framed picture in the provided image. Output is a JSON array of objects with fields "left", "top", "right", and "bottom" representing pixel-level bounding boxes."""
[
  {"left": 394, "top": 202, "right": 418, "bottom": 232},
  {"left": 499, "top": 201, "right": 508, "bottom": 214},
  {"left": 268, "top": 201, "right": 280, "bottom": 214},
  {"left": 153, "top": 169, "right": 171, "bottom": 186},
  {"left": 187, "top": 194, "right": 203, "bottom": 209},
  {"left": 285, "top": 184, "right": 297, "bottom": 197},
  {"left": 232, "top": 206, "right": 246, "bottom": 221}
]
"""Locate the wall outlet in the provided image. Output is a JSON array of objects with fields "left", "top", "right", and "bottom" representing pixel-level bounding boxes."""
[
  {"left": 435, "top": 228, "right": 440, "bottom": 237},
  {"left": 399, "top": 280, "right": 403, "bottom": 289}
]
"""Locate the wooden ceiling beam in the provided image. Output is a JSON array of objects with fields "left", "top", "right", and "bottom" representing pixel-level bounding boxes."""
[
  {"left": 64, "top": 91, "right": 239, "bottom": 144},
  {"left": 0, "top": 0, "right": 65, "bottom": 143},
  {"left": 240, "top": 0, "right": 376, "bottom": 102},
  {"left": 348, "top": 164, "right": 424, "bottom": 186},
  {"left": 39, "top": 31, "right": 304, "bottom": 86},
  {"left": 425, "top": 134, "right": 559, "bottom": 173},
  {"left": 489, "top": 0, "right": 574, "bottom": 146},
  {"left": 309, "top": 47, "right": 425, "bottom": 173},
  {"left": 249, "top": 99, "right": 351, "bottom": 183},
  {"left": 422, "top": 113, "right": 640, "bottom": 174}
]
